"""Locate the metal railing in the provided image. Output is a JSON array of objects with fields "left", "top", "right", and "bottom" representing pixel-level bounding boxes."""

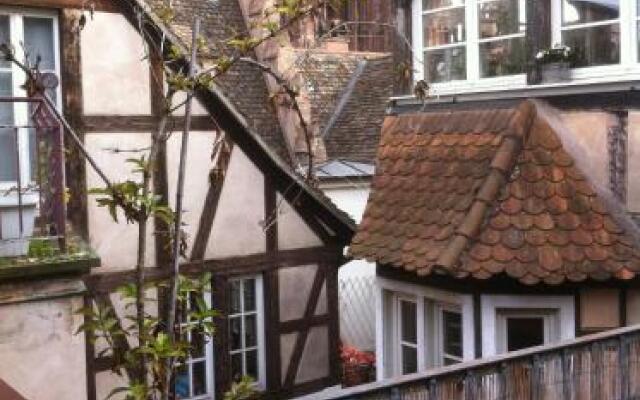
[
  {"left": 313, "top": 325, "right": 640, "bottom": 400},
  {"left": 0, "top": 96, "right": 66, "bottom": 258}
]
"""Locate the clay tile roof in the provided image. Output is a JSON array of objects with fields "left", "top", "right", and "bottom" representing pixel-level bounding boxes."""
[{"left": 350, "top": 100, "right": 640, "bottom": 285}]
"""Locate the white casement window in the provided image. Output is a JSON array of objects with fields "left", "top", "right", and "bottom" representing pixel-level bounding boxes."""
[
  {"left": 377, "top": 278, "right": 473, "bottom": 379},
  {"left": 481, "top": 295, "right": 575, "bottom": 357},
  {"left": 495, "top": 309, "right": 558, "bottom": 354},
  {"left": 438, "top": 305, "right": 463, "bottom": 365},
  {"left": 0, "top": 8, "right": 60, "bottom": 187},
  {"left": 228, "top": 276, "right": 266, "bottom": 389},
  {"left": 396, "top": 297, "right": 419, "bottom": 375},
  {"left": 413, "top": 0, "right": 640, "bottom": 93},
  {"left": 175, "top": 292, "right": 215, "bottom": 400},
  {"left": 414, "top": 0, "right": 528, "bottom": 90}
]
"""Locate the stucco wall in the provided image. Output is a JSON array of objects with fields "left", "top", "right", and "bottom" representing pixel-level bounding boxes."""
[
  {"left": 0, "top": 296, "right": 86, "bottom": 400},
  {"left": 277, "top": 194, "right": 323, "bottom": 250},
  {"left": 627, "top": 112, "right": 640, "bottom": 212},
  {"left": 206, "top": 147, "right": 266, "bottom": 258},
  {"left": 560, "top": 111, "right": 612, "bottom": 191},
  {"left": 580, "top": 288, "right": 621, "bottom": 329},
  {"left": 81, "top": 12, "right": 151, "bottom": 115},
  {"left": 85, "top": 132, "right": 155, "bottom": 271},
  {"left": 279, "top": 264, "right": 326, "bottom": 322},
  {"left": 166, "top": 130, "right": 216, "bottom": 252}
]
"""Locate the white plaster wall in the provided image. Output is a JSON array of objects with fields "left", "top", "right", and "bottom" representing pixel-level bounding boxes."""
[
  {"left": 0, "top": 297, "right": 86, "bottom": 400},
  {"left": 560, "top": 111, "right": 612, "bottom": 191},
  {"left": 627, "top": 289, "right": 640, "bottom": 325},
  {"left": 279, "top": 264, "right": 324, "bottom": 321},
  {"left": 206, "top": 147, "right": 266, "bottom": 258},
  {"left": 166, "top": 130, "right": 217, "bottom": 253},
  {"left": 627, "top": 112, "right": 640, "bottom": 212},
  {"left": 172, "top": 91, "right": 209, "bottom": 116},
  {"left": 277, "top": 194, "right": 323, "bottom": 250},
  {"left": 322, "top": 185, "right": 375, "bottom": 279},
  {"left": 296, "top": 326, "right": 329, "bottom": 384},
  {"left": 85, "top": 132, "right": 155, "bottom": 271},
  {"left": 81, "top": 12, "right": 151, "bottom": 115}
]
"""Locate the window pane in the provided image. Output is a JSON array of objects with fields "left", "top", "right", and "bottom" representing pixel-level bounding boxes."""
[
  {"left": 401, "top": 345, "right": 418, "bottom": 374},
  {"left": 244, "top": 314, "right": 257, "bottom": 348},
  {"left": 443, "top": 310, "right": 463, "bottom": 358},
  {"left": 24, "top": 17, "right": 55, "bottom": 71},
  {"left": 243, "top": 279, "right": 256, "bottom": 312},
  {"left": 0, "top": 16, "right": 9, "bottom": 69},
  {"left": 400, "top": 300, "right": 417, "bottom": 344},
  {"left": 229, "top": 316, "right": 242, "bottom": 351},
  {"left": 423, "top": 8, "right": 465, "bottom": 47},
  {"left": 0, "top": 71, "right": 15, "bottom": 182},
  {"left": 425, "top": 47, "right": 466, "bottom": 83},
  {"left": 562, "top": 23, "right": 620, "bottom": 67},
  {"left": 479, "top": 36, "right": 526, "bottom": 77},
  {"left": 174, "top": 363, "right": 190, "bottom": 399},
  {"left": 246, "top": 350, "right": 258, "bottom": 380},
  {"left": 507, "top": 317, "right": 544, "bottom": 351},
  {"left": 231, "top": 353, "right": 243, "bottom": 382},
  {"left": 423, "top": 0, "right": 464, "bottom": 10},
  {"left": 562, "top": 0, "right": 619, "bottom": 25},
  {"left": 230, "top": 280, "right": 241, "bottom": 314},
  {"left": 479, "top": 0, "right": 525, "bottom": 39},
  {"left": 192, "top": 361, "right": 207, "bottom": 396}
]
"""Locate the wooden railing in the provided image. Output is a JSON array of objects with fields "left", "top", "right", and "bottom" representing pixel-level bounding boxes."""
[{"left": 313, "top": 325, "right": 640, "bottom": 400}]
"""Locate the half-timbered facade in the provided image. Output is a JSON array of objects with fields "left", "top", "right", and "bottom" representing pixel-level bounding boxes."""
[{"left": 0, "top": 0, "right": 356, "bottom": 399}]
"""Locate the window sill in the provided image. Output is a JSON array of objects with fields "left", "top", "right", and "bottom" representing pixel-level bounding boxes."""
[{"left": 392, "top": 73, "right": 640, "bottom": 108}]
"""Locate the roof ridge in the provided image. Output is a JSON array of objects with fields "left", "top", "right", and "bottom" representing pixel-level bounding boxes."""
[{"left": 427, "top": 101, "right": 537, "bottom": 274}]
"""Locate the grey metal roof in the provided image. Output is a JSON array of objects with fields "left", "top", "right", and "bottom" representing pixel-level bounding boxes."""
[{"left": 314, "top": 159, "right": 375, "bottom": 179}]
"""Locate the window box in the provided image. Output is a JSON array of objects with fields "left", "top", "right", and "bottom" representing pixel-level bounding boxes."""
[{"left": 540, "top": 61, "right": 571, "bottom": 83}]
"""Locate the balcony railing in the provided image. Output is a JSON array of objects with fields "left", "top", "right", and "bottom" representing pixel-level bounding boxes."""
[
  {"left": 0, "top": 96, "right": 66, "bottom": 260},
  {"left": 314, "top": 325, "right": 640, "bottom": 400}
]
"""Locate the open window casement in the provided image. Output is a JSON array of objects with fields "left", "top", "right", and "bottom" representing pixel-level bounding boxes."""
[{"left": 495, "top": 309, "right": 560, "bottom": 354}]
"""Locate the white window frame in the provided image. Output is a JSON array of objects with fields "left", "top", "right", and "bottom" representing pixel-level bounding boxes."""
[
  {"left": 481, "top": 294, "right": 574, "bottom": 357},
  {"left": 375, "top": 277, "right": 474, "bottom": 381},
  {"left": 0, "top": 7, "right": 61, "bottom": 193},
  {"left": 412, "top": 0, "right": 640, "bottom": 95},
  {"left": 495, "top": 309, "right": 557, "bottom": 354},
  {"left": 228, "top": 275, "right": 266, "bottom": 390},
  {"left": 395, "top": 296, "right": 419, "bottom": 376},
  {"left": 435, "top": 304, "right": 463, "bottom": 365},
  {"left": 176, "top": 290, "right": 215, "bottom": 400}
]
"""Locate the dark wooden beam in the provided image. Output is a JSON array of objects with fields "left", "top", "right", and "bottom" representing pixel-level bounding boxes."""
[
  {"left": 0, "top": 0, "right": 118, "bottom": 11},
  {"left": 279, "top": 314, "right": 330, "bottom": 333},
  {"left": 60, "top": 9, "right": 88, "bottom": 239},
  {"left": 326, "top": 263, "right": 341, "bottom": 385},
  {"left": 82, "top": 115, "right": 216, "bottom": 133},
  {"left": 283, "top": 266, "right": 326, "bottom": 388},
  {"left": 263, "top": 174, "right": 283, "bottom": 394},
  {"left": 473, "top": 291, "right": 482, "bottom": 359},
  {"left": 526, "top": 0, "right": 551, "bottom": 84},
  {"left": 190, "top": 138, "right": 232, "bottom": 261},
  {"left": 83, "top": 295, "right": 97, "bottom": 400},
  {"left": 212, "top": 274, "right": 230, "bottom": 398},
  {"left": 85, "top": 246, "right": 342, "bottom": 293},
  {"left": 620, "top": 288, "right": 628, "bottom": 327}
]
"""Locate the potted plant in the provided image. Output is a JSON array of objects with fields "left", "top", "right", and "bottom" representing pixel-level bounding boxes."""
[
  {"left": 535, "top": 44, "right": 575, "bottom": 83},
  {"left": 341, "top": 345, "right": 376, "bottom": 387}
]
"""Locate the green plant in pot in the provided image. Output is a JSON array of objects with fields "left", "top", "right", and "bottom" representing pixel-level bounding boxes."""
[{"left": 536, "top": 44, "right": 575, "bottom": 83}]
